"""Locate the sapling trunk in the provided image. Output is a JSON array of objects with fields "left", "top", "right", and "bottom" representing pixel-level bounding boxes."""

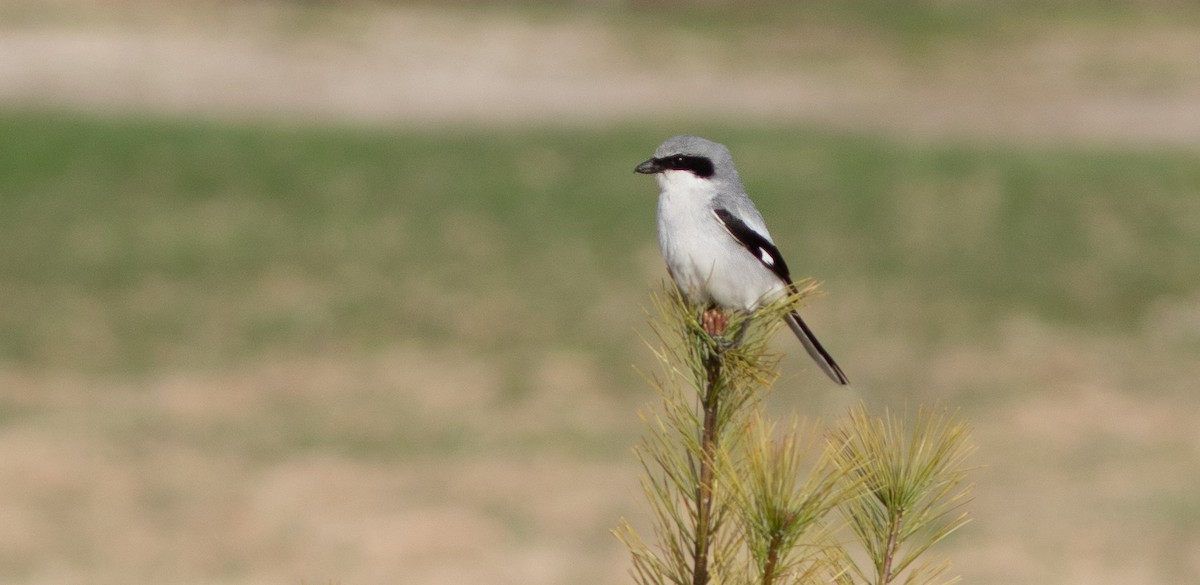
[{"left": 692, "top": 345, "right": 726, "bottom": 585}]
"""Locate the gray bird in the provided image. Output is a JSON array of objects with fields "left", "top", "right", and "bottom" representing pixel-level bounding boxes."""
[{"left": 635, "top": 135, "right": 848, "bottom": 385}]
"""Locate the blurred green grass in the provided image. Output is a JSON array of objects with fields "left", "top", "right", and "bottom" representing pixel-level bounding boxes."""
[{"left": 2, "top": 109, "right": 1198, "bottom": 379}]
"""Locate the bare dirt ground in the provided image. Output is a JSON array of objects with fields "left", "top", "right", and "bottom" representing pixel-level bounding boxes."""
[
  {"left": 4, "top": 314, "right": 1197, "bottom": 585},
  {"left": 2, "top": 2, "right": 1200, "bottom": 146}
]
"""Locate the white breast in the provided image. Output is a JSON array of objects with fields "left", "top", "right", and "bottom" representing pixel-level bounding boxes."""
[{"left": 655, "top": 172, "right": 786, "bottom": 311}]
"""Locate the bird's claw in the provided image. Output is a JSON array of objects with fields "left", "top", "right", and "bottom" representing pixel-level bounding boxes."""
[
  {"left": 702, "top": 309, "right": 747, "bottom": 354},
  {"left": 701, "top": 308, "right": 729, "bottom": 337}
]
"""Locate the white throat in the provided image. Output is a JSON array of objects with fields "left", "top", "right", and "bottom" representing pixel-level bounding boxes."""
[{"left": 656, "top": 170, "right": 717, "bottom": 204}]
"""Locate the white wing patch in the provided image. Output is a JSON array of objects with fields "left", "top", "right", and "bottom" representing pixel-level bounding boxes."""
[
  {"left": 714, "top": 208, "right": 778, "bottom": 267},
  {"left": 711, "top": 206, "right": 790, "bottom": 279}
]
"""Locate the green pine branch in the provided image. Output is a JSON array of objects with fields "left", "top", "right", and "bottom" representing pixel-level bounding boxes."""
[
  {"left": 616, "top": 284, "right": 975, "bottom": 585},
  {"left": 829, "top": 405, "right": 975, "bottom": 585},
  {"left": 719, "top": 414, "right": 859, "bottom": 585}
]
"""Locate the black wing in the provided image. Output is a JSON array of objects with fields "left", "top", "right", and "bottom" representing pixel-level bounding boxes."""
[
  {"left": 713, "top": 209, "right": 849, "bottom": 385},
  {"left": 711, "top": 207, "right": 792, "bottom": 282}
]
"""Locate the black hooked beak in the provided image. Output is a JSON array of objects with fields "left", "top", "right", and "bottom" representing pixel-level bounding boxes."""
[{"left": 635, "top": 157, "right": 664, "bottom": 174}]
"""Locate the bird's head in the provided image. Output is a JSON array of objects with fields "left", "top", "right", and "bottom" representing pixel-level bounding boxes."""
[{"left": 634, "top": 135, "right": 739, "bottom": 188}]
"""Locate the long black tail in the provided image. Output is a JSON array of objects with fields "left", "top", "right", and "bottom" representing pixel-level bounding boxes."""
[{"left": 783, "top": 311, "right": 849, "bottom": 385}]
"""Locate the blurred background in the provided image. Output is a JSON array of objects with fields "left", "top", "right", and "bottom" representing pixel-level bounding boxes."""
[{"left": 2, "top": 1, "right": 1199, "bottom": 583}]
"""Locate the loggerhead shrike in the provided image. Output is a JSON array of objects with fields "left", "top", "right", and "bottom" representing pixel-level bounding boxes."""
[{"left": 636, "top": 135, "right": 849, "bottom": 385}]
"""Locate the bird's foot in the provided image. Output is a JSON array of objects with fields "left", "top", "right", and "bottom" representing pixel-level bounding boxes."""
[
  {"left": 701, "top": 308, "right": 729, "bottom": 337},
  {"left": 702, "top": 309, "right": 748, "bottom": 353}
]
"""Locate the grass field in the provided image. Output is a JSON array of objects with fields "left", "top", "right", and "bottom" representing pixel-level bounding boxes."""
[
  {"left": 5, "top": 111, "right": 1198, "bottom": 370},
  {"left": 2, "top": 108, "right": 1199, "bottom": 584},
  {"left": 2, "top": 1, "right": 1200, "bottom": 583}
]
